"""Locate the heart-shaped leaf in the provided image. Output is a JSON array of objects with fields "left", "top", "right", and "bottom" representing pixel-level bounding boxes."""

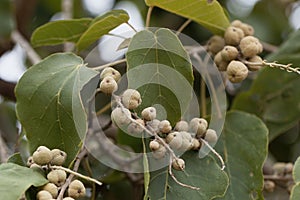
[
  {"left": 290, "top": 157, "right": 300, "bottom": 200},
  {"left": 0, "top": 163, "right": 48, "bottom": 200},
  {"left": 126, "top": 28, "right": 194, "bottom": 124},
  {"left": 145, "top": 0, "right": 230, "bottom": 35},
  {"left": 15, "top": 53, "right": 99, "bottom": 164},
  {"left": 215, "top": 111, "right": 268, "bottom": 200}
]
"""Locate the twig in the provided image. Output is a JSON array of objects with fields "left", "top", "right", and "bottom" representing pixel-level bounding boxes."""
[
  {"left": 200, "top": 138, "right": 225, "bottom": 170},
  {"left": 96, "top": 102, "right": 112, "bottom": 116},
  {"left": 92, "top": 58, "right": 127, "bottom": 71},
  {"left": 52, "top": 165, "right": 102, "bottom": 186},
  {"left": 261, "top": 41, "right": 278, "bottom": 53},
  {"left": 200, "top": 79, "right": 207, "bottom": 117},
  {"left": 126, "top": 22, "right": 138, "bottom": 33},
  {"left": 146, "top": 6, "right": 154, "bottom": 29},
  {"left": 11, "top": 30, "right": 41, "bottom": 65},
  {"left": 0, "top": 133, "right": 9, "bottom": 163},
  {"left": 107, "top": 33, "right": 128, "bottom": 39},
  {"left": 176, "top": 19, "right": 192, "bottom": 35},
  {"left": 168, "top": 157, "right": 200, "bottom": 190},
  {"left": 61, "top": 0, "right": 74, "bottom": 52}
]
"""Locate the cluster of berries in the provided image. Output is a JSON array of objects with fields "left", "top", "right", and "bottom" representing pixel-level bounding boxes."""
[
  {"left": 207, "top": 20, "right": 264, "bottom": 83},
  {"left": 27, "top": 146, "right": 85, "bottom": 200},
  {"left": 110, "top": 88, "right": 218, "bottom": 171}
]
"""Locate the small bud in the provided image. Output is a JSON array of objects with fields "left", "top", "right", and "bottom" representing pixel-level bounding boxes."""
[
  {"left": 122, "top": 89, "right": 142, "bottom": 109},
  {"left": 226, "top": 60, "right": 248, "bottom": 83},
  {"left": 141, "top": 107, "right": 157, "bottom": 121},
  {"left": 99, "top": 76, "right": 118, "bottom": 94},
  {"left": 100, "top": 67, "right": 121, "bottom": 82}
]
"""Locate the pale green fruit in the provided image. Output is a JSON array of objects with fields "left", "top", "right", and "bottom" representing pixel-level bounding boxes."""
[
  {"left": 226, "top": 60, "right": 248, "bottom": 83},
  {"left": 224, "top": 26, "right": 244, "bottom": 46},
  {"left": 174, "top": 120, "right": 189, "bottom": 132},
  {"left": 111, "top": 107, "right": 131, "bottom": 127},
  {"left": 50, "top": 149, "right": 67, "bottom": 166},
  {"left": 99, "top": 76, "right": 118, "bottom": 94},
  {"left": 42, "top": 183, "right": 58, "bottom": 198},
  {"left": 100, "top": 67, "right": 121, "bottom": 82},
  {"left": 33, "top": 146, "right": 52, "bottom": 166},
  {"left": 172, "top": 158, "right": 185, "bottom": 171},
  {"left": 121, "top": 89, "right": 142, "bottom": 109},
  {"left": 204, "top": 129, "right": 218, "bottom": 143},
  {"left": 141, "top": 107, "right": 156, "bottom": 121},
  {"left": 36, "top": 190, "right": 53, "bottom": 200},
  {"left": 68, "top": 180, "right": 86, "bottom": 198},
  {"left": 47, "top": 169, "right": 67, "bottom": 186},
  {"left": 189, "top": 118, "right": 208, "bottom": 137}
]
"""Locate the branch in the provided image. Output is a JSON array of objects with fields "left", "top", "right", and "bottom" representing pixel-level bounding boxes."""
[
  {"left": 176, "top": 19, "right": 192, "bottom": 35},
  {"left": 146, "top": 6, "right": 154, "bottom": 29},
  {"left": 0, "top": 78, "right": 16, "bottom": 101},
  {"left": 11, "top": 30, "right": 41, "bottom": 65}
]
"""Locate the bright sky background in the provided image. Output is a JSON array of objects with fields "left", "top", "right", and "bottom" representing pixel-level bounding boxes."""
[{"left": 0, "top": 0, "right": 300, "bottom": 83}]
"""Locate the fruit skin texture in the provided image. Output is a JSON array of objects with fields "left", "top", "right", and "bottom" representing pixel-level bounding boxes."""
[
  {"left": 221, "top": 46, "right": 239, "bottom": 61},
  {"left": 50, "top": 149, "right": 67, "bottom": 166},
  {"left": 68, "top": 180, "right": 86, "bottom": 198},
  {"left": 127, "top": 119, "right": 144, "bottom": 134},
  {"left": 174, "top": 120, "right": 189, "bottom": 132},
  {"left": 224, "top": 26, "right": 244, "bottom": 46},
  {"left": 32, "top": 146, "right": 52, "bottom": 166},
  {"left": 247, "top": 55, "right": 263, "bottom": 71},
  {"left": 122, "top": 89, "right": 142, "bottom": 109},
  {"left": 36, "top": 190, "right": 53, "bottom": 200},
  {"left": 189, "top": 118, "right": 208, "bottom": 137},
  {"left": 47, "top": 169, "right": 67, "bottom": 186},
  {"left": 141, "top": 107, "right": 157, "bottom": 121},
  {"left": 159, "top": 120, "right": 172, "bottom": 134},
  {"left": 239, "top": 36, "right": 263, "bottom": 58},
  {"left": 226, "top": 60, "right": 249, "bottom": 83},
  {"left": 207, "top": 35, "right": 225, "bottom": 55},
  {"left": 231, "top": 20, "right": 254, "bottom": 36},
  {"left": 172, "top": 158, "right": 185, "bottom": 171},
  {"left": 204, "top": 129, "right": 218, "bottom": 143},
  {"left": 100, "top": 67, "right": 121, "bottom": 82},
  {"left": 111, "top": 107, "right": 131, "bottom": 126},
  {"left": 63, "top": 198, "right": 75, "bottom": 200},
  {"left": 42, "top": 183, "right": 58, "bottom": 198},
  {"left": 166, "top": 132, "right": 183, "bottom": 150},
  {"left": 99, "top": 76, "right": 118, "bottom": 94},
  {"left": 214, "top": 52, "right": 228, "bottom": 71},
  {"left": 149, "top": 140, "right": 160, "bottom": 151}
]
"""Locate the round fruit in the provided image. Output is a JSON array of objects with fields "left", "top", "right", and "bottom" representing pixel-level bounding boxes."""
[
  {"left": 189, "top": 118, "right": 208, "bottom": 137},
  {"left": 146, "top": 119, "right": 160, "bottom": 134},
  {"left": 192, "top": 138, "right": 201, "bottom": 150},
  {"left": 231, "top": 20, "right": 254, "bottom": 36},
  {"left": 224, "top": 26, "right": 245, "bottom": 46},
  {"left": 111, "top": 107, "right": 131, "bottom": 127},
  {"left": 221, "top": 46, "right": 239, "bottom": 61},
  {"left": 47, "top": 169, "right": 67, "bottom": 186},
  {"left": 27, "top": 156, "right": 34, "bottom": 167},
  {"left": 207, "top": 35, "right": 225, "bottom": 55},
  {"left": 141, "top": 107, "right": 157, "bottom": 121},
  {"left": 36, "top": 190, "right": 53, "bottom": 200},
  {"left": 239, "top": 36, "right": 263, "bottom": 58},
  {"left": 50, "top": 149, "right": 67, "bottom": 166},
  {"left": 32, "top": 146, "right": 52, "bottom": 166},
  {"left": 42, "top": 183, "right": 58, "bottom": 198},
  {"left": 247, "top": 55, "right": 263, "bottom": 71},
  {"left": 152, "top": 145, "right": 167, "bottom": 159},
  {"left": 226, "top": 60, "right": 248, "bottom": 83},
  {"left": 264, "top": 180, "right": 275, "bottom": 193},
  {"left": 149, "top": 140, "right": 160, "bottom": 151},
  {"left": 166, "top": 132, "right": 183, "bottom": 150},
  {"left": 214, "top": 52, "right": 229, "bottom": 71},
  {"left": 159, "top": 120, "right": 172, "bottom": 134},
  {"left": 180, "top": 131, "right": 194, "bottom": 151},
  {"left": 204, "top": 129, "right": 218, "bottom": 143},
  {"left": 121, "top": 89, "right": 142, "bottom": 109},
  {"left": 174, "top": 120, "right": 189, "bottom": 132},
  {"left": 127, "top": 120, "right": 144, "bottom": 134},
  {"left": 68, "top": 179, "right": 86, "bottom": 198},
  {"left": 100, "top": 67, "right": 121, "bottom": 82},
  {"left": 172, "top": 158, "right": 185, "bottom": 171},
  {"left": 99, "top": 76, "right": 118, "bottom": 94}
]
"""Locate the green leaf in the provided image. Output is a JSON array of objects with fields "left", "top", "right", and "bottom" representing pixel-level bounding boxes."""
[
  {"left": 293, "top": 157, "right": 300, "bottom": 183},
  {"left": 0, "top": 163, "right": 48, "bottom": 200},
  {"left": 126, "top": 28, "right": 194, "bottom": 124},
  {"left": 145, "top": 152, "right": 229, "bottom": 200},
  {"left": 145, "top": 0, "right": 229, "bottom": 35},
  {"left": 7, "top": 153, "right": 25, "bottom": 166},
  {"left": 0, "top": 0, "right": 14, "bottom": 38},
  {"left": 290, "top": 183, "right": 300, "bottom": 200},
  {"left": 215, "top": 111, "right": 268, "bottom": 200},
  {"left": 31, "top": 18, "right": 92, "bottom": 47},
  {"left": 76, "top": 10, "right": 129, "bottom": 51},
  {"left": 233, "top": 30, "right": 300, "bottom": 141},
  {"left": 143, "top": 138, "right": 150, "bottom": 200},
  {"left": 15, "top": 53, "right": 99, "bottom": 165}
]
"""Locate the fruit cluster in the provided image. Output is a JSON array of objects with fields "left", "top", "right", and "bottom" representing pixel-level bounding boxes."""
[
  {"left": 99, "top": 67, "right": 121, "bottom": 94},
  {"left": 110, "top": 88, "right": 218, "bottom": 171},
  {"left": 27, "top": 146, "right": 86, "bottom": 200},
  {"left": 207, "top": 20, "right": 264, "bottom": 83}
]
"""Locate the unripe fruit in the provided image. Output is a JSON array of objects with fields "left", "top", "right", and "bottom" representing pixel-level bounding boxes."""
[
  {"left": 226, "top": 60, "right": 248, "bottom": 83},
  {"left": 36, "top": 190, "right": 53, "bottom": 200},
  {"left": 47, "top": 169, "right": 67, "bottom": 186},
  {"left": 247, "top": 55, "right": 263, "bottom": 71},
  {"left": 239, "top": 36, "right": 263, "bottom": 58},
  {"left": 231, "top": 20, "right": 243, "bottom": 27},
  {"left": 264, "top": 180, "right": 275, "bottom": 193},
  {"left": 159, "top": 120, "right": 172, "bottom": 134},
  {"left": 166, "top": 132, "right": 182, "bottom": 150},
  {"left": 272, "top": 162, "right": 286, "bottom": 176},
  {"left": 50, "top": 149, "right": 67, "bottom": 166},
  {"left": 141, "top": 107, "right": 156, "bottom": 121},
  {"left": 221, "top": 46, "right": 239, "bottom": 61},
  {"left": 180, "top": 131, "right": 193, "bottom": 151},
  {"left": 172, "top": 158, "right": 185, "bottom": 171},
  {"left": 99, "top": 76, "right": 118, "bottom": 94},
  {"left": 174, "top": 120, "right": 189, "bottom": 132},
  {"left": 192, "top": 138, "right": 201, "bottom": 150},
  {"left": 100, "top": 67, "right": 121, "bottom": 82},
  {"left": 214, "top": 52, "right": 229, "bottom": 71},
  {"left": 27, "top": 156, "right": 34, "bottom": 167},
  {"left": 204, "top": 129, "right": 218, "bottom": 143},
  {"left": 127, "top": 119, "right": 144, "bottom": 134},
  {"left": 231, "top": 20, "right": 254, "bottom": 36},
  {"left": 42, "top": 183, "right": 58, "bottom": 198},
  {"left": 149, "top": 140, "right": 160, "bottom": 151},
  {"left": 152, "top": 145, "right": 167, "bottom": 159},
  {"left": 285, "top": 162, "right": 294, "bottom": 174},
  {"left": 68, "top": 180, "right": 86, "bottom": 198},
  {"left": 33, "top": 146, "right": 52, "bottom": 166},
  {"left": 111, "top": 107, "right": 131, "bottom": 126},
  {"left": 207, "top": 35, "right": 225, "bottom": 55},
  {"left": 122, "top": 89, "right": 142, "bottom": 109},
  {"left": 189, "top": 118, "right": 208, "bottom": 137},
  {"left": 224, "top": 26, "right": 244, "bottom": 46},
  {"left": 146, "top": 119, "right": 160, "bottom": 133}
]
